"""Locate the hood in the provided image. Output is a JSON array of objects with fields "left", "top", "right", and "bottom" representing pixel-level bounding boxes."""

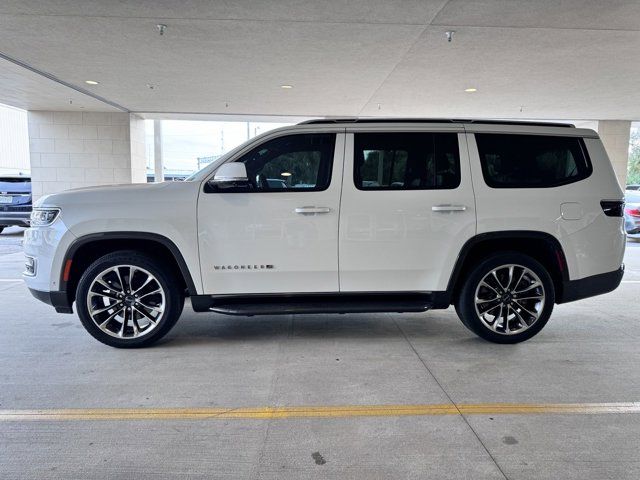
[{"left": 36, "top": 181, "right": 194, "bottom": 208}]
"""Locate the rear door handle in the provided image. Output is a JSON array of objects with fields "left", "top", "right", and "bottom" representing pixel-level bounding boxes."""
[
  {"left": 431, "top": 204, "right": 467, "bottom": 212},
  {"left": 295, "top": 206, "right": 331, "bottom": 215}
]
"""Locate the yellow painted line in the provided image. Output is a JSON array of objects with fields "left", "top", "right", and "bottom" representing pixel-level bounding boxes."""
[{"left": 0, "top": 402, "right": 639, "bottom": 421}]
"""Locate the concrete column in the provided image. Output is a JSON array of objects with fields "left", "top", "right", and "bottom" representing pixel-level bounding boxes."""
[
  {"left": 594, "top": 120, "right": 631, "bottom": 188},
  {"left": 153, "top": 119, "right": 164, "bottom": 183},
  {"left": 27, "top": 111, "right": 147, "bottom": 200}
]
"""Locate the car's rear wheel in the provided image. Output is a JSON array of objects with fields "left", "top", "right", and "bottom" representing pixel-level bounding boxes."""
[
  {"left": 455, "top": 252, "right": 555, "bottom": 344},
  {"left": 76, "top": 251, "right": 184, "bottom": 348}
]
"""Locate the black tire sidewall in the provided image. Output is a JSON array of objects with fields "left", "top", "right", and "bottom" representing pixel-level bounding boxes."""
[
  {"left": 456, "top": 252, "right": 555, "bottom": 344},
  {"left": 76, "top": 251, "right": 183, "bottom": 348}
]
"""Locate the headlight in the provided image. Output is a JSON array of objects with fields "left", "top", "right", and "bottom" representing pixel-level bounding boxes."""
[{"left": 30, "top": 208, "right": 61, "bottom": 226}]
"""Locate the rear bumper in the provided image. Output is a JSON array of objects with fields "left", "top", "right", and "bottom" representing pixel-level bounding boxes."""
[
  {"left": 0, "top": 211, "right": 30, "bottom": 226},
  {"left": 28, "top": 288, "right": 73, "bottom": 314},
  {"left": 557, "top": 266, "right": 624, "bottom": 304}
]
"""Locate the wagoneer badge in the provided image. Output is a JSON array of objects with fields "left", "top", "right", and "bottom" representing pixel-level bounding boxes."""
[{"left": 214, "top": 264, "right": 274, "bottom": 270}]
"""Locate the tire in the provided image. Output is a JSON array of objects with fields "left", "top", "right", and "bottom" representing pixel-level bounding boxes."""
[
  {"left": 455, "top": 252, "right": 555, "bottom": 344},
  {"left": 76, "top": 250, "right": 184, "bottom": 348}
]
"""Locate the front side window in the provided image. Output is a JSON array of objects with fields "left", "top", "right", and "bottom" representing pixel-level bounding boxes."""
[
  {"left": 236, "top": 133, "right": 335, "bottom": 192},
  {"left": 475, "top": 133, "right": 592, "bottom": 188},
  {"left": 354, "top": 132, "right": 461, "bottom": 190}
]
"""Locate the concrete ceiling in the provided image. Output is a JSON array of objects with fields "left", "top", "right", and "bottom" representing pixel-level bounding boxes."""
[{"left": 0, "top": 0, "right": 639, "bottom": 120}]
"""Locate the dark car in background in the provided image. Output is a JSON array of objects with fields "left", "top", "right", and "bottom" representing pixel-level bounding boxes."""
[
  {"left": 0, "top": 176, "right": 31, "bottom": 234},
  {"left": 625, "top": 190, "right": 640, "bottom": 239}
]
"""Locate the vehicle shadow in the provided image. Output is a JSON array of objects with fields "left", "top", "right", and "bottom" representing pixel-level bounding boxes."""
[{"left": 159, "top": 308, "right": 486, "bottom": 348}]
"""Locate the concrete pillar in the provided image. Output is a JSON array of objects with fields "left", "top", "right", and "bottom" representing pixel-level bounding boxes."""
[
  {"left": 594, "top": 120, "right": 631, "bottom": 188},
  {"left": 27, "top": 111, "right": 147, "bottom": 200},
  {"left": 153, "top": 119, "right": 164, "bottom": 183}
]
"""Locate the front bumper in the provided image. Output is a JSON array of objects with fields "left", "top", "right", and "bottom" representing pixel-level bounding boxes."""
[
  {"left": 557, "top": 265, "right": 625, "bottom": 304},
  {"left": 0, "top": 211, "right": 30, "bottom": 226},
  {"left": 28, "top": 288, "right": 73, "bottom": 314}
]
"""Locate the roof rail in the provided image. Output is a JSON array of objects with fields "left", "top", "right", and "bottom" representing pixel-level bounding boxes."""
[{"left": 298, "top": 118, "right": 575, "bottom": 128}]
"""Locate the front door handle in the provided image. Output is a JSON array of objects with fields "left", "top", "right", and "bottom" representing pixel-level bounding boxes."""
[
  {"left": 432, "top": 204, "right": 467, "bottom": 212},
  {"left": 295, "top": 206, "right": 331, "bottom": 215}
]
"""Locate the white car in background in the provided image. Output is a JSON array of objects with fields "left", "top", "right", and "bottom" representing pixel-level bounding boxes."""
[
  {"left": 23, "top": 119, "right": 625, "bottom": 348},
  {"left": 625, "top": 190, "right": 640, "bottom": 239}
]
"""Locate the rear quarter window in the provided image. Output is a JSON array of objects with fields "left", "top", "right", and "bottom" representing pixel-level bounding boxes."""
[{"left": 475, "top": 134, "right": 592, "bottom": 188}]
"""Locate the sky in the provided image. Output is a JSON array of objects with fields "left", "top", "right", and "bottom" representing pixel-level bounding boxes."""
[{"left": 145, "top": 120, "right": 292, "bottom": 172}]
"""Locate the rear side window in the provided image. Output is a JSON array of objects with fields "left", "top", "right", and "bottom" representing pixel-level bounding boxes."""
[
  {"left": 354, "top": 132, "right": 461, "bottom": 190},
  {"left": 475, "top": 134, "right": 591, "bottom": 188}
]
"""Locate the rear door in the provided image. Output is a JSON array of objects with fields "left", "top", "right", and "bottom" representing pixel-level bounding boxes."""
[
  {"left": 197, "top": 130, "right": 345, "bottom": 294},
  {"left": 338, "top": 126, "right": 476, "bottom": 292}
]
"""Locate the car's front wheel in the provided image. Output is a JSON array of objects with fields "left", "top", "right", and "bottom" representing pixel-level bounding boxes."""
[
  {"left": 455, "top": 252, "right": 555, "bottom": 344},
  {"left": 76, "top": 251, "right": 184, "bottom": 348}
]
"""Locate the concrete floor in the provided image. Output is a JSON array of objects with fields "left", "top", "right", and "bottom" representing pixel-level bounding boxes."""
[{"left": 1, "top": 226, "right": 639, "bottom": 479}]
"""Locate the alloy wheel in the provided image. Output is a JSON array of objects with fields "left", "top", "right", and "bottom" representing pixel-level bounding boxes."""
[
  {"left": 473, "top": 264, "right": 545, "bottom": 335},
  {"left": 86, "top": 265, "right": 166, "bottom": 339}
]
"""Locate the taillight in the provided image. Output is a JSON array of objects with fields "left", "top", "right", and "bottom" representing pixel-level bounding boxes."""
[
  {"left": 600, "top": 200, "right": 624, "bottom": 217},
  {"left": 625, "top": 207, "right": 640, "bottom": 217}
]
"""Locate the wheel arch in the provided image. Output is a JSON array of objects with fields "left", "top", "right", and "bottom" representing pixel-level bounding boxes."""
[
  {"left": 61, "top": 232, "right": 198, "bottom": 306},
  {"left": 442, "top": 231, "right": 569, "bottom": 306}
]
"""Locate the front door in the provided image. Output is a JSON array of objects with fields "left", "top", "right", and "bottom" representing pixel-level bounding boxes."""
[
  {"left": 338, "top": 129, "right": 476, "bottom": 292},
  {"left": 198, "top": 131, "right": 345, "bottom": 295}
]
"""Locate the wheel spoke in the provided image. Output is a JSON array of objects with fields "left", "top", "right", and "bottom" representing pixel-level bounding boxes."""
[
  {"left": 113, "top": 267, "right": 126, "bottom": 293},
  {"left": 119, "top": 308, "right": 129, "bottom": 337},
  {"left": 512, "top": 268, "right": 526, "bottom": 292},
  {"left": 512, "top": 306, "right": 529, "bottom": 328},
  {"left": 138, "top": 288, "right": 162, "bottom": 299},
  {"left": 137, "top": 301, "right": 163, "bottom": 313},
  {"left": 491, "top": 270, "right": 506, "bottom": 291},
  {"left": 92, "top": 302, "right": 121, "bottom": 316},
  {"left": 134, "top": 305, "right": 158, "bottom": 324},
  {"left": 513, "top": 300, "right": 538, "bottom": 318},
  {"left": 515, "top": 281, "right": 541, "bottom": 294},
  {"left": 89, "top": 290, "right": 120, "bottom": 301},
  {"left": 98, "top": 307, "right": 124, "bottom": 329},
  {"left": 133, "top": 275, "right": 154, "bottom": 294},
  {"left": 480, "top": 281, "right": 499, "bottom": 296},
  {"left": 515, "top": 295, "right": 544, "bottom": 301}
]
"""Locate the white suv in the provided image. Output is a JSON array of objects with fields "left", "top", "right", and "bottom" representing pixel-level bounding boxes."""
[{"left": 24, "top": 119, "right": 626, "bottom": 348}]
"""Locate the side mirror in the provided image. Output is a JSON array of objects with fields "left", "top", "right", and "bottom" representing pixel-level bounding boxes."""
[{"left": 208, "top": 163, "right": 251, "bottom": 191}]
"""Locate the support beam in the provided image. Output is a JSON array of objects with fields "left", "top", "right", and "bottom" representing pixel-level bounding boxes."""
[
  {"left": 594, "top": 120, "right": 631, "bottom": 189},
  {"left": 27, "top": 111, "right": 147, "bottom": 200},
  {"left": 153, "top": 119, "right": 164, "bottom": 183}
]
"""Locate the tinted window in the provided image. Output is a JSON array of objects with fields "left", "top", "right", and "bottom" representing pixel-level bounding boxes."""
[
  {"left": 354, "top": 133, "right": 460, "bottom": 190},
  {"left": 236, "top": 133, "right": 335, "bottom": 192},
  {"left": 475, "top": 134, "right": 591, "bottom": 188}
]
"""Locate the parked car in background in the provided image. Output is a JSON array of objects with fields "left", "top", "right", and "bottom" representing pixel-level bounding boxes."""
[
  {"left": 626, "top": 184, "right": 640, "bottom": 191},
  {"left": 0, "top": 175, "right": 31, "bottom": 234},
  {"left": 625, "top": 190, "right": 640, "bottom": 239}
]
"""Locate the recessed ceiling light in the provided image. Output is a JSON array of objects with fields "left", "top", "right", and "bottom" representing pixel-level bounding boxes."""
[
  {"left": 464, "top": 88, "right": 477, "bottom": 93},
  {"left": 280, "top": 85, "right": 293, "bottom": 89},
  {"left": 85, "top": 80, "right": 99, "bottom": 85}
]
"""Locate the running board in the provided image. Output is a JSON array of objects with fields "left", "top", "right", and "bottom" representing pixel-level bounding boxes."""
[{"left": 190, "top": 293, "right": 434, "bottom": 316}]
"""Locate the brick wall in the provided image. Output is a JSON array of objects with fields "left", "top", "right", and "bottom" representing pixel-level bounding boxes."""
[{"left": 27, "top": 111, "right": 147, "bottom": 200}]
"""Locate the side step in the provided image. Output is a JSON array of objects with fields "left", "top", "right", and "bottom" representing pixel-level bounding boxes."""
[{"left": 191, "top": 293, "right": 433, "bottom": 316}]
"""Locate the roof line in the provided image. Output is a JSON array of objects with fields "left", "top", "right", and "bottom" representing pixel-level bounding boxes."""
[
  {"left": 0, "top": 50, "right": 129, "bottom": 112},
  {"left": 299, "top": 118, "right": 575, "bottom": 128}
]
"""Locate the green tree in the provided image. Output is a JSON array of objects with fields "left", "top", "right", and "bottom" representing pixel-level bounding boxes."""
[{"left": 628, "top": 128, "right": 640, "bottom": 185}]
